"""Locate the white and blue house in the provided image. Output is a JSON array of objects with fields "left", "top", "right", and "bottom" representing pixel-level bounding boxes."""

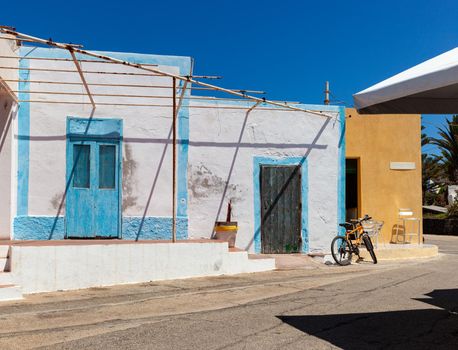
[{"left": 0, "top": 37, "right": 345, "bottom": 256}]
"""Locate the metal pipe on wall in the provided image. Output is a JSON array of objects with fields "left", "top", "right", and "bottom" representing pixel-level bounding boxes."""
[{"left": 172, "top": 77, "right": 177, "bottom": 243}]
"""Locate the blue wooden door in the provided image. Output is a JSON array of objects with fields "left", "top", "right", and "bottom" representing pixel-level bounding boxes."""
[
  {"left": 94, "top": 142, "right": 120, "bottom": 237},
  {"left": 66, "top": 139, "right": 120, "bottom": 238}
]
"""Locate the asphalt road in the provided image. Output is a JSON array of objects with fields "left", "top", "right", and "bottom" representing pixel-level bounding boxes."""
[{"left": 0, "top": 235, "right": 457, "bottom": 349}]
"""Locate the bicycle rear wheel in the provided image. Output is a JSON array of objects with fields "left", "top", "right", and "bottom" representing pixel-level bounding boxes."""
[
  {"left": 331, "top": 236, "right": 352, "bottom": 266},
  {"left": 362, "top": 234, "right": 377, "bottom": 264}
]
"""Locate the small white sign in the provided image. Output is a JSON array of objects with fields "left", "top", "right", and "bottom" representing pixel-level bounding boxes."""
[{"left": 390, "top": 162, "right": 416, "bottom": 170}]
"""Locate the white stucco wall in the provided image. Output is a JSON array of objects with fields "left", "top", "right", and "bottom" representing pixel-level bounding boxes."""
[
  {"left": 22, "top": 49, "right": 188, "bottom": 220},
  {"left": 187, "top": 101, "right": 341, "bottom": 253},
  {"left": 5, "top": 45, "right": 343, "bottom": 253},
  {"left": 0, "top": 93, "right": 15, "bottom": 238},
  {"left": 0, "top": 37, "right": 18, "bottom": 238},
  {"left": 11, "top": 241, "right": 275, "bottom": 294}
]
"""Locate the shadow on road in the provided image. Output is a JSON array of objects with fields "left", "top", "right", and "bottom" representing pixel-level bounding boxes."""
[{"left": 278, "top": 289, "right": 458, "bottom": 349}]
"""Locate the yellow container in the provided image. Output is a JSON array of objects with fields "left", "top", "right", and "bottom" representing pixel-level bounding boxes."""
[{"left": 214, "top": 221, "right": 238, "bottom": 248}]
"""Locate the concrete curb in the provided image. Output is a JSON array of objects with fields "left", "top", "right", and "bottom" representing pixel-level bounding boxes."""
[{"left": 359, "top": 244, "right": 438, "bottom": 261}]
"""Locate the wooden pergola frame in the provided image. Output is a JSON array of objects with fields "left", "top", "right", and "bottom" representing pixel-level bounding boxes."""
[{"left": 0, "top": 27, "right": 334, "bottom": 243}]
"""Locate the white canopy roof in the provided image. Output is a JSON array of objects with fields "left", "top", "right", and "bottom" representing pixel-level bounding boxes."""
[{"left": 353, "top": 47, "right": 458, "bottom": 114}]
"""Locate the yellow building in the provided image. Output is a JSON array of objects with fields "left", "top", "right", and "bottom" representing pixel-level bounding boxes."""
[{"left": 345, "top": 108, "right": 423, "bottom": 244}]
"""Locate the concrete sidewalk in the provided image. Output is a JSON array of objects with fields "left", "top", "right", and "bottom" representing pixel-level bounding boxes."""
[{"left": 0, "top": 253, "right": 441, "bottom": 349}]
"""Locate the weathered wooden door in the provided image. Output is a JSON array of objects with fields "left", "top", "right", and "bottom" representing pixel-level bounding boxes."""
[
  {"left": 260, "top": 165, "right": 302, "bottom": 253},
  {"left": 66, "top": 139, "right": 120, "bottom": 238}
]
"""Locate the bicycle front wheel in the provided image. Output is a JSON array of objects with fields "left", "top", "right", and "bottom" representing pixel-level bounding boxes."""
[
  {"left": 331, "top": 236, "right": 353, "bottom": 266},
  {"left": 362, "top": 234, "right": 377, "bottom": 264}
]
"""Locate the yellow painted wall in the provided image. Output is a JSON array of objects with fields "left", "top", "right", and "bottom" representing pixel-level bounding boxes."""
[{"left": 345, "top": 108, "right": 422, "bottom": 244}]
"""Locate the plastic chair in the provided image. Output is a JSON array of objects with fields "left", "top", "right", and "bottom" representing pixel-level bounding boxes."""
[{"left": 395, "top": 208, "right": 421, "bottom": 244}]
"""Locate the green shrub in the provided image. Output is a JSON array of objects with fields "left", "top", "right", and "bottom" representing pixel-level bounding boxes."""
[
  {"left": 447, "top": 199, "right": 458, "bottom": 218},
  {"left": 425, "top": 191, "right": 447, "bottom": 207}
]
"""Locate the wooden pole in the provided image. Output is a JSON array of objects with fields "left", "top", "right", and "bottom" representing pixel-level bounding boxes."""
[
  {"left": 0, "top": 76, "right": 18, "bottom": 103},
  {"left": 0, "top": 28, "right": 331, "bottom": 117},
  {"left": 172, "top": 77, "right": 177, "bottom": 243},
  {"left": 69, "top": 50, "right": 96, "bottom": 109}
]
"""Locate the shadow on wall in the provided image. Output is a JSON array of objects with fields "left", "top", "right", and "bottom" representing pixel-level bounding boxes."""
[
  {"left": 391, "top": 224, "right": 405, "bottom": 243},
  {"left": 0, "top": 98, "right": 14, "bottom": 155},
  {"left": 49, "top": 108, "right": 96, "bottom": 239},
  {"left": 44, "top": 107, "right": 334, "bottom": 241},
  {"left": 238, "top": 115, "right": 333, "bottom": 252},
  {"left": 134, "top": 124, "right": 173, "bottom": 241},
  {"left": 278, "top": 288, "right": 458, "bottom": 349}
]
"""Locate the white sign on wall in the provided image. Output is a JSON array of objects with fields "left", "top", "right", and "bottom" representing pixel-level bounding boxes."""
[{"left": 390, "top": 162, "right": 416, "bottom": 170}]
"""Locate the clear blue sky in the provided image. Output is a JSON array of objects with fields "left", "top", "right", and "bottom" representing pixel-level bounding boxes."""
[{"left": 3, "top": 0, "right": 458, "bottom": 152}]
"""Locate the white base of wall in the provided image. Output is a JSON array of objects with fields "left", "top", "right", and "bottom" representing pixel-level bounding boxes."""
[
  {"left": 10, "top": 241, "right": 275, "bottom": 294},
  {"left": 0, "top": 245, "right": 23, "bottom": 301},
  {"left": 0, "top": 283, "right": 23, "bottom": 301}
]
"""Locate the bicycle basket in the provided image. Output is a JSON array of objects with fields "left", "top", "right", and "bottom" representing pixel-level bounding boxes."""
[{"left": 362, "top": 220, "right": 384, "bottom": 237}]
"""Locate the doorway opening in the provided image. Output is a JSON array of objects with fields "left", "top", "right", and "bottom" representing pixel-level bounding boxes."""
[
  {"left": 260, "top": 165, "right": 302, "bottom": 254},
  {"left": 346, "top": 158, "right": 360, "bottom": 221}
]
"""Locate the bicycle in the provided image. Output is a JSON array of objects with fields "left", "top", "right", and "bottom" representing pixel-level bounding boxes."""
[{"left": 331, "top": 215, "right": 377, "bottom": 265}]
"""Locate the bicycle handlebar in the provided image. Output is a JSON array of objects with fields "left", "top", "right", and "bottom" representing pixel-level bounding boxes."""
[{"left": 359, "top": 215, "right": 372, "bottom": 223}]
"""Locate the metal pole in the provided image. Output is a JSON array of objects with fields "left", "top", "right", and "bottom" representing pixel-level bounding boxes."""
[
  {"left": 172, "top": 77, "right": 177, "bottom": 243},
  {"left": 324, "top": 81, "right": 330, "bottom": 105}
]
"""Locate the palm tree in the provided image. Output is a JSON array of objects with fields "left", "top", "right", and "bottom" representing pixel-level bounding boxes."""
[
  {"left": 422, "top": 154, "right": 444, "bottom": 204},
  {"left": 430, "top": 116, "right": 458, "bottom": 183},
  {"left": 421, "top": 125, "right": 430, "bottom": 147}
]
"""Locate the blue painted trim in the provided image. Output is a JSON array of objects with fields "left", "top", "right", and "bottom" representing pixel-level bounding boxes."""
[
  {"left": 118, "top": 122, "right": 123, "bottom": 238},
  {"left": 67, "top": 117, "right": 122, "bottom": 139},
  {"left": 338, "top": 107, "right": 346, "bottom": 234},
  {"left": 24, "top": 46, "right": 192, "bottom": 224},
  {"left": 14, "top": 216, "right": 65, "bottom": 240},
  {"left": 13, "top": 216, "right": 187, "bottom": 240},
  {"left": 252, "top": 156, "right": 309, "bottom": 254},
  {"left": 16, "top": 47, "right": 191, "bottom": 68},
  {"left": 17, "top": 54, "right": 30, "bottom": 216},
  {"left": 122, "top": 216, "right": 188, "bottom": 240},
  {"left": 65, "top": 117, "right": 123, "bottom": 238},
  {"left": 177, "top": 78, "right": 191, "bottom": 217}
]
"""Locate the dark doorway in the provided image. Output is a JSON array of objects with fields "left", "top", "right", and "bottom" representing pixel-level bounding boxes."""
[
  {"left": 260, "top": 165, "right": 302, "bottom": 254},
  {"left": 346, "top": 159, "right": 359, "bottom": 221}
]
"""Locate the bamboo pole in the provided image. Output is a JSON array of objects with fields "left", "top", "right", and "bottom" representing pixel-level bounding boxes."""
[
  {"left": 16, "top": 99, "right": 309, "bottom": 112},
  {"left": 6, "top": 79, "right": 266, "bottom": 94},
  {"left": 69, "top": 49, "right": 95, "bottom": 109},
  {"left": 172, "top": 77, "right": 177, "bottom": 243},
  {"left": 176, "top": 81, "right": 188, "bottom": 116},
  {"left": 0, "top": 55, "right": 158, "bottom": 66},
  {"left": 0, "top": 76, "right": 18, "bottom": 103},
  {"left": 0, "top": 28, "right": 330, "bottom": 117},
  {"left": 12, "top": 90, "right": 298, "bottom": 103},
  {"left": 0, "top": 65, "right": 163, "bottom": 77},
  {"left": 0, "top": 55, "right": 159, "bottom": 66}
]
